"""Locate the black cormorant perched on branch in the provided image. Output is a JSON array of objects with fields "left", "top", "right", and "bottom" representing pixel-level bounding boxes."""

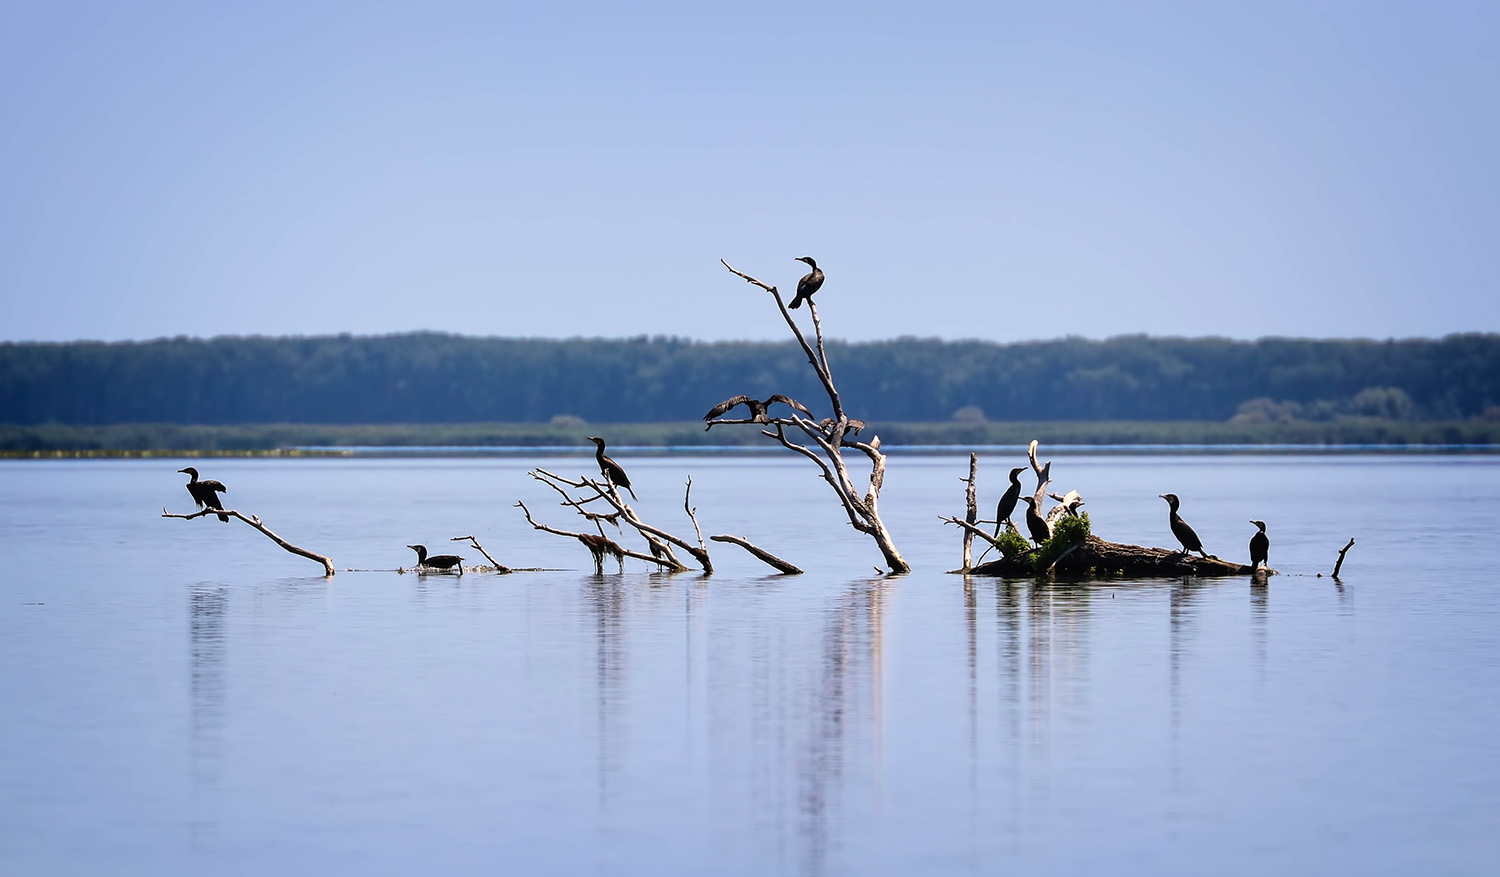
[
  {"left": 994, "top": 466, "right": 1026, "bottom": 535},
  {"left": 789, "top": 256, "right": 823, "bottom": 310},
  {"left": 587, "top": 436, "right": 637, "bottom": 500},
  {"left": 178, "top": 467, "right": 229, "bottom": 522},
  {"left": 1249, "top": 520, "right": 1269, "bottom": 570},
  {"left": 1020, "top": 495, "right": 1051, "bottom": 546},
  {"left": 1159, "top": 493, "right": 1208, "bottom": 557},
  {"left": 702, "top": 394, "right": 812, "bottom": 426},
  {"left": 408, "top": 544, "right": 464, "bottom": 573}
]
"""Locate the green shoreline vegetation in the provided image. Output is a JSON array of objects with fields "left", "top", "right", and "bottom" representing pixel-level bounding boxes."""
[{"left": 3, "top": 418, "right": 1498, "bottom": 457}]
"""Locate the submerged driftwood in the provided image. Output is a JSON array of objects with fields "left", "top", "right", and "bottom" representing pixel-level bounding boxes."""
[{"left": 970, "top": 534, "right": 1256, "bottom": 578}]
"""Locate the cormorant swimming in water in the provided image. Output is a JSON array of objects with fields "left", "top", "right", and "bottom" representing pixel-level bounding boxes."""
[
  {"left": 408, "top": 544, "right": 464, "bottom": 574},
  {"left": 1249, "top": 520, "right": 1269, "bottom": 570},
  {"left": 994, "top": 466, "right": 1026, "bottom": 535},
  {"left": 178, "top": 467, "right": 229, "bottom": 522},
  {"left": 702, "top": 394, "right": 812, "bottom": 427},
  {"left": 587, "top": 436, "right": 637, "bottom": 500},
  {"left": 1020, "top": 495, "right": 1051, "bottom": 546},
  {"left": 1159, "top": 493, "right": 1208, "bottom": 557},
  {"left": 789, "top": 256, "right": 823, "bottom": 310}
]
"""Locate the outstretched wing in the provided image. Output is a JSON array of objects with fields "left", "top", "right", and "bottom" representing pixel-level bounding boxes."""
[
  {"left": 703, "top": 394, "right": 752, "bottom": 422},
  {"left": 201, "top": 480, "right": 228, "bottom": 509},
  {"left": 765, "top": 394, "right": 812, "bottom": 417}
]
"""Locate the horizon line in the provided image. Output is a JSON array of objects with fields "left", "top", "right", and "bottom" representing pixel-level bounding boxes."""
[{"left": 4, "top": 329, "right": 1496, "bottom": 347}]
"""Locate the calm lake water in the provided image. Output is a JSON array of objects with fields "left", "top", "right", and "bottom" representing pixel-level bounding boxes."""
[{"left": 3, "top": 451, "right": 1499, "bottom": 875}]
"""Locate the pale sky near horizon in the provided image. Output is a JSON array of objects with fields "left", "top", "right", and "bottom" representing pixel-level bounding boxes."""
[{"left": 2, "top": 1, "right": 1496, "bottom": 344}]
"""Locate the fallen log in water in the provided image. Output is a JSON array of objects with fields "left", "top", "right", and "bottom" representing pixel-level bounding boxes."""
[{"left": 970, "top": 534, "right": 1255, "bottom": 578}]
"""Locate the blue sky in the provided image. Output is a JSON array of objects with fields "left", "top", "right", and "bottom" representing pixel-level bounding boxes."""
[{"left": 2, "top": 1, "right": 1495, "bottom": 343}]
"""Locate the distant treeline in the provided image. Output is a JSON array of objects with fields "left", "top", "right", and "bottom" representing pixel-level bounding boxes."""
[
  {"left": 5, "top": 419, "right": 1499, "bottom": 455},
  {"left": 2, "top": 332, "right": 1499, "bottom": 425}
]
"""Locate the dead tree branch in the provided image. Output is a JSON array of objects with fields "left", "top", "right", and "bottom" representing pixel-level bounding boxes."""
[
  {"left": 1333, "top": 538, "right": 1356, "bottom": 578},
  {"left": 942, "top": 515, "right": 1005, "bottom": 549},
  {"left": 962, "top": 453, "right": 978, "bottom": 571},
  {"left": 514, "top": 500, "right": 664, "bottom": 573},
  {"left": 524, "top": 467, "right": 710, "bottom": 573},
  {"left": 450, "top": 535, "right": 512, "bottom": 574},
  {"left": 720, "top": 258, "right": 908, "bottom": 573},
  {"left": 710, "top": 535, "right": 803, "bottom": 574},
  {"left": 683, "top": 477, "right": 710, "bottom": 562},
  {"left": 1027, "top": 439, "right": 1052, "bottom": 509},
  {"left": 163, "top": 506, "right": 335, "bottom": 576},
  {"left": 582, "top": 475, "right": 707, "bottom": 572}
]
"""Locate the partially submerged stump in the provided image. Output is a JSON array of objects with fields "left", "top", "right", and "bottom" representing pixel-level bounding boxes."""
[{"left": 970, "top": 534, "right": 1257, "bottom": 578}]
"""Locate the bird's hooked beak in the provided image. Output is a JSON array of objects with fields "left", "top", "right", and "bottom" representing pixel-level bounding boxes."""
[
  {"left": 1158, "top": 494, "right": 1168, "bottom": 500},
  {"left": 177, "top": 468, "right": 191, "bottom": 474}
]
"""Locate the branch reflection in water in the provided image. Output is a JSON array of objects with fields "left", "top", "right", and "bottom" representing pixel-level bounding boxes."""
[{"left": 189, "top": 585, "right": 227, "bottom": 845}]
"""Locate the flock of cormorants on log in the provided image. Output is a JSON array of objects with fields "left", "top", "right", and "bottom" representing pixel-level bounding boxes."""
[
  {"left": 173, "top": 255, "right": 1276, "bottom": 576},
  {"left": 177, "top": 461, "right": 1275, "bottom": 573}
]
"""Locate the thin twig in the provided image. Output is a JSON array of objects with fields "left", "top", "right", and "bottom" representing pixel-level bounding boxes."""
[
  {"left": 450, "top": 535, "right": 512, "bottom": 574},
  {"left": 941, "top": 515, "right": 1005, "bottom": 548},
  {"left": 683, "top": 477, "right": 710, "bottom": 565}
]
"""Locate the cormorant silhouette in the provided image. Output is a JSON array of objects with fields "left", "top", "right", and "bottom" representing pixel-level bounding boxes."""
[
  {"left": 587, "top": 436, "right": 637, "bottom": 500},
  {"left": 1020, "top": 495, "right": 1051, "bottom": 546},
  {"left": 789, "top": 256, "right": 823, "bottom": 310},
  {"left": 178, "top": 467, "right": 229, "bottom": 522},
  {"left": 994, "top": 466, "right": 1026, "bottom": 535},
  {"left": 1249, "top": 520, "right": 1269, "bottom": 570},
  {"left": 408, "top": 544, "right": 464, "bottom": 574},
  {"left": 1159, "top": 493, "right": 1208, "bottom": 557},
  {"left": 702, "top": 394, "right": 812, "bottom": 427}
]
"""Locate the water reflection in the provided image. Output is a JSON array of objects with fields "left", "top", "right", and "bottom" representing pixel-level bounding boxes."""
[
  {"left": 1251, "top": 578, "right": 1269, "bottom": 681},
  {"left": 795, "top": 579, "right": 887, "bottom": 876},
  {"left": 586, "top": 574, "right": 628, "bottom": 813},
  {"left": 189, "top": 585, "right": 227, "bottom": 843}
]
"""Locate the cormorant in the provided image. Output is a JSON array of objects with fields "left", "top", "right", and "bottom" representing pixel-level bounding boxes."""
[
  {"left": 789, "top": 256, "right": 823, "bottom": 310},
  {"left": 1020, "top": 495, "right": 1051, "bottom": 546},
  {"left": 1159, "top": 493, "right": 1208, "bottom": 557},
  {"left": 408, "top": 544, "right": 464, "bottom": 574},
  {"left": 818, "top": 417, "right": 866, "bottom": 436},
  {"left": 587, "top": 436, "right": 638, "bottom": 500},
  {"left": 702, "top": 394, "right": 812, "bottom": 426},
  {"left": 1249, "top": 520, "right": 1269, "bottom": 570},
  {"left": 178, "top": 467, "right": 229, "bottom": 522},
  {"left": 994, "top": 466, "right": 1026, "bottom": 535}
]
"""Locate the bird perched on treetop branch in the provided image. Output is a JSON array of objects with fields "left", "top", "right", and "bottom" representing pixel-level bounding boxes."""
[{"left": 789, "top": 256, "right": 823, "bottom": 309}]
